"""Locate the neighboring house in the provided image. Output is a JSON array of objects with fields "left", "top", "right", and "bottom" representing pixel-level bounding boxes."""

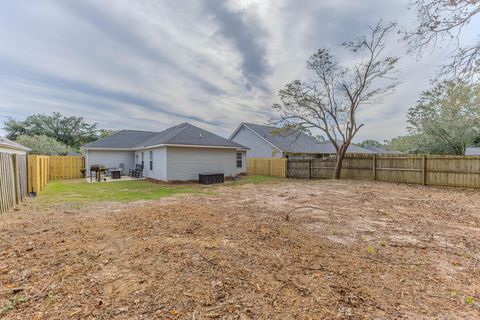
[
  {"left": 229, "top": 122, "right": 372, "bottom": 159},
  {"left": 66, "top": 150, "right": 82, "bottom": 156},
  {"left": 465, "top": 147, "right": 480, "bottom": 156},
  {"left": 362, "top": 145, "right": 402, "bottom": 154},
  {"left": 0, "top": 136, "right": 31, "bottom": 154},
  {"left": 81, "top": 123, "right": 248, "bottom": 181}
]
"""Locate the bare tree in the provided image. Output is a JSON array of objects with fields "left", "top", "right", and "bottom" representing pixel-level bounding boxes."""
[
  {"left": 404, "top": 0, "right": 480, "bottom": 79},
  {"left": 272, "top": 21, "right": 399, "bottom": 179}
]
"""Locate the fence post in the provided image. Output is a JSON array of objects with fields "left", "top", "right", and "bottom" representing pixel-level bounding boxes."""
[
  {"left": 422, "top": 156, "right": 426, "bottom": 185},
  {"left": 12, "top": 154, "right": 20, "bottom": 204},
  {"left": 308, "top": 160, "right": 312, "bottom": 179},
  {"left": 372, "top": 154, "right": 376, "bottom": 181}
]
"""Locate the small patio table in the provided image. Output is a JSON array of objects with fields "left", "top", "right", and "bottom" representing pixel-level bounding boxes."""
[{"left": 110, "top": 169, "right": 122, "bottom": 179}]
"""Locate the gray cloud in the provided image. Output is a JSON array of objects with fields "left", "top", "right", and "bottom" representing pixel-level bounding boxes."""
[
  {"left": 56, "top": 0, "right": 225, "bottom": 96},
  {"left": 203, "top": 0, "right": 271, "bottom": 91},
  {"left": 0, "top": 0, "right": 474, "bottom": 141}
]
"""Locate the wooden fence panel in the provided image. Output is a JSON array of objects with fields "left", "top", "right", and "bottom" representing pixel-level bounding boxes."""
[
  {"left": 425, "top": 156, "right": 480, "bottom": 187},
  {"left": 49, "top": 156, "right": 84, "bottom": 179},
  {"left": 28, "top": 155, "right": 50, "bottom": 194},
  {"left": 15, "top": 154, "right": 28, "bottom": 202},
  {"left": 247, "top": 158, "right": 287, "bottom": 178},
  {"left": 0, "top": 153, "right": 15, "bottom": 214},
  {"left": 287, "top": 160, "right": 310, "bottom": 178},
  {"left": 375, "top": 156, "right": 423, "bottom": 184},
  {"left": 0, "top": 152, "right": 28, "bottom": 214},
  {"left": 310, "top": 159, "right": 335, "bottom": 179},
  {"left": 289, "top": 154, "right": 480, "bottom": 188},
  {"left": 27, "top": 155, "right": 84, "bottom": 194}
]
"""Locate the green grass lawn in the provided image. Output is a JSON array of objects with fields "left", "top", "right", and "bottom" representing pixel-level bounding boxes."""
[
  {"left": 37, "top": 175, "right": 281, "bottom": 204},
  {"left": 39, "top": 179, "right": 201, "bottom": 204}
]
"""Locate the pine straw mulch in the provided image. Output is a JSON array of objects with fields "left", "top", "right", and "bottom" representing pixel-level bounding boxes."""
[{"left": 1, "top": 179, "right": 480, "bottom": 319}]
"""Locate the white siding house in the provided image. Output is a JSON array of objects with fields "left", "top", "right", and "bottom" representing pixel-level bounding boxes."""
[
  {"left": 166, "top": 147, "right": 245, "bottom": 181},
  {"left": 82, "top": 123, "right": 248, "bottom": 182},
  {"left": 229, "top": 124, "right": 282, "bottom": 158},
  {"left": 230, "top": 123, "right": 372, "bottom": 159},
  {"left": 465, "top": 147, "right": 480, "bottom": 156},
  {"left": 135, "top": 147, "right": 167, "bottom": 180},
  {"left": 0, "top": 136, "right": 31, "bottom": 155},
  {"left": 85, "top": 150, "right": 135, "bottom": 173}
]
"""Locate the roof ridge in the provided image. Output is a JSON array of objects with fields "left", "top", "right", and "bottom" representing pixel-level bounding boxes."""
[
  {"left": 143, "top": 123, "right": 190, "bottom": 146},
  {"left": 244, "top": 122, "right": 275, "bottom": 128},
  {"left": 161, "top": 123, "right": 190, "bottom": 144},
  {"left": 122, "top": 129, "right": 159, "bottom": 133}
]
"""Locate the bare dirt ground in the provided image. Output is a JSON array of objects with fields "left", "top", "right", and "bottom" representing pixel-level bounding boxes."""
[{"left": 1, "top": 179, "right": 480, "bottom": 319}]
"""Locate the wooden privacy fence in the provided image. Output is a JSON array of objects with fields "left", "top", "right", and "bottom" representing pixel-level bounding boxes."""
[
  {"left": 288, "top": 154, "right": 480, "bottom": 188},
  {"left": 27, "top": 155, "right": 85, "bottom": 194},
  {"left": 247, "top": 158, "right": 287, "bottom": 178},
  {"left": 28, "top": 155, "right": 50, "bottom": 194},
  {"left": 0, "top": 152, "right": 28, "bottom": 214},
  {"left": 49, "top": 156, "right": 85, "bottom": 179}
]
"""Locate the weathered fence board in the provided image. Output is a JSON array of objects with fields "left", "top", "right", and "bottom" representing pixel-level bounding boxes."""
[
  {"left": 16, "top": 154, "right": 28, "bottom": 202},
  {"left": 0, "top": 152, "right": 28, "bottom": 214},
  {"left": 288, "top": 154, "right": 480, "bottom": 188},
  {"left": 247, "top": 158, "right": 287, "bottom": 178}
]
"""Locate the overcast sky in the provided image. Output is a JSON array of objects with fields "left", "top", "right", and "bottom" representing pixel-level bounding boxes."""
[{"left": 0, "top": 0, "right": 478, "bottom": 142}]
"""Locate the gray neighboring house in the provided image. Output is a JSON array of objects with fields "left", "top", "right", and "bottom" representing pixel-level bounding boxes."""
[
  {"left": 362, "top": 145, "right": 402, "bottom": 154},
  {"left": 229, "top": 122, "right": 372, "bottom": 159},
  {"left": 0, "top": 136, "right": 31, "bottom": 155},
  {"left": 465, "top": 147, "right": 480, "bottom": 156},
  {"left": 81, "top": 123, "right": 248, "bottom": 181}
]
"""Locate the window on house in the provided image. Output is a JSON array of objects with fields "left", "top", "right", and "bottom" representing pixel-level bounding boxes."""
[
  {"left": 236, "top": 152, "right": 242, "bottom": 168},
  {"left": 149, "top": 151, "right": 153, "bottom": 170},
  {"left": 141, "top": 152, "right": 144, "bottom": 168}
]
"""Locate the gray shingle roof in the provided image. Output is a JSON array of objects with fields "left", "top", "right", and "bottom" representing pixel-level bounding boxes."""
[
  {"left": 363, "top": 145, "right": 402, "bottom": 154},
  {"left": 139, "top": 123, "right": 246, "bottom": 148},
  {"left": 315, "top": 141, "right": 374, "bottom": 154},
  {"left": 83, "top": 123, "right": 247, "bottom": 150},
  {"left": 83, "top": 130, "right": 157, "bottom": 149},
  {"left": 240, "top": 123, "right": 373, "bottom": 154},
  {"left": 0, "top": 136, "right": 31, "bottom": 151}
]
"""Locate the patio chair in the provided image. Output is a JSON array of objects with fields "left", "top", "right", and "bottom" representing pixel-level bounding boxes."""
[
  {"left": 133, "top": 164, "right": 143, "bottom": 178},
  {"left": 119, "top": 163, "right": 125, "bottom": 175}
]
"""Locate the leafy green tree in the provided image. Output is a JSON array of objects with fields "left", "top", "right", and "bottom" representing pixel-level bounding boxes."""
[
  {"left": 4, "top": 112, "right": 98, "bottom": 149},
  {"left": 15, "top": 135, "right": 70, "bottom": 155},
  {"left": 98, "top": 129, "right": 116, "bottom": 139},
  {"left": 359, "top": 140, "right": 383, "bottom": 148},
  {"left": 406, "top": 80, "right": 480, "bottom": 155},
  {"left": 386, "top": 135, "right": 421, "bottom": 153}
]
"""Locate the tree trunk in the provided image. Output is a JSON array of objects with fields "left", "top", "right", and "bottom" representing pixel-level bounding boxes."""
[{"left": 334, "top": 151, "right": 345, "bottom": 179}]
